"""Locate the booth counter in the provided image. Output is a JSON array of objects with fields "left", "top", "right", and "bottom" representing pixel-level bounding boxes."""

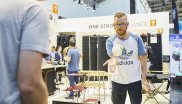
[{"left": 42, "top": 64, "right": 67, "bottom": 95}]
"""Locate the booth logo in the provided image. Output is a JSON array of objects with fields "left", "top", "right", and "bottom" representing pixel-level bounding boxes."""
[
  {"left": 150, "top": 20, "right": 156, "bottom": 26},
  {"left": 52, "top": 4, "right": 58, "bottom": 14}
]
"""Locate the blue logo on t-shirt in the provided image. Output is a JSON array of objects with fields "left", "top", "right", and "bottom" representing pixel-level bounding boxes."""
[
  {"left": 118, "top": 47, "right": 134, "bottom": 65},
  {"left": 119, "top": 47, "right": 133, "bottom": 60}
]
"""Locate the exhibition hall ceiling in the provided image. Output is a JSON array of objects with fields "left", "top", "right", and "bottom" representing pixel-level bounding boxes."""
[
  {"left": 146, "top": 0, "right": 182, "bottom": 23},
  {"left": 73, "top": 0, "right": 106, "bottom": 9}
]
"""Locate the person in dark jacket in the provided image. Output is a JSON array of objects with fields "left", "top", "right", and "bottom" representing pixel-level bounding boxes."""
[{"left": 55, "top": 46, "right": 64, "bottom": 65}]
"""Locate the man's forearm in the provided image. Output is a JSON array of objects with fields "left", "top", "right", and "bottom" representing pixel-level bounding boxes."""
[
  {"left": 141, "top": 64, "right": 147, "bottom": 81},
  {"left": 139, "top": 55, "right": 151, "bottom": 91},
  {"left": 140, "top": 56, "right": 148, "bottom": 81},
  {"left": 18, "top": 51, "right": 48, "bottom": 104}
]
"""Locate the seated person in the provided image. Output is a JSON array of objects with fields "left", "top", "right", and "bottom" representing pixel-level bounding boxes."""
[{"left": 55, "top": 46, "right": 64, "bottom": 65}]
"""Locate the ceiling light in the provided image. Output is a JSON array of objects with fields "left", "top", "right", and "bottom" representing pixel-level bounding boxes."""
[{"left": 73, "top": 0, "right": 106, "bottom": 12}]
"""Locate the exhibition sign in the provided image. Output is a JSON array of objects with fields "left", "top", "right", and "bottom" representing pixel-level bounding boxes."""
[{"left": 169, "top": 34, "right": 182, "bottom": 74}]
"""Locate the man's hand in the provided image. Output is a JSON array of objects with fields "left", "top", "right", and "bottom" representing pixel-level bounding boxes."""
[
  {"left": 142, "top": 79, "right": 152, "bottom": 93},
  {"left": 103, "top": 58, "right": 118, "bottom": 73}
]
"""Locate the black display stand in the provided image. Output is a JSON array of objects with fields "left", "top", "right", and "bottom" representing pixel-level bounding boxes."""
[
  {"left": 147, "top": 33, "right": 163, "bottom": 72},
  {"left": 141, "top": 33, "right": 163, "bottom": 72},
  {"left": 82, "top": 35, "right": 109, "bottom": 71}
]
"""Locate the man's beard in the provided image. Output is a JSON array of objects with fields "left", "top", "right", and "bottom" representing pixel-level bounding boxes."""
[{"left": 116, "top": 29, "right": 127, "bottom": 37}]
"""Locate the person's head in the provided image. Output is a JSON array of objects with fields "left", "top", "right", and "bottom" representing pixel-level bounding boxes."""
[
  {"left": 56, "top": 46, "right": 62, "bottom": 53},
  {"left": 113, "top": 12, "right": 129, "bottom": 37},
  {"left": 69, "top": 37, "right": 76, "bottom": 47},
  {"left": 51, "top": 46, "right": 55, "bottom": 52}
]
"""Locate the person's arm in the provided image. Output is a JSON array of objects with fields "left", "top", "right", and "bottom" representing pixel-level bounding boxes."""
[
  {"left": 64, "top": 48, "right": 73, "bottom": 62},
  {"left": 64, "top": 56, "right": 71, "bottom": 62},
  {"left": 139, "top": 55, "right": 148, "bottom": 82},
  {"left": 18, "top": 50, "right": 48, "bottom": 104},
  {"left": 136, "top": 35, "right": 151, "bottom": 92},
  {"left": 63, "top": 47, "right": 70, "bottom": 57},
  {"left": 136, "top": 34, "right": 147, "bottom": 80},
  {"left": 139, "top": 55, "right": 151, "bottom": 92}
]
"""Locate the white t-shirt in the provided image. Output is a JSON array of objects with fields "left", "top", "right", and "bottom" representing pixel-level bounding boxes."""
[{"left": 106, "top": 33, "right": 146, "bottom": 84}]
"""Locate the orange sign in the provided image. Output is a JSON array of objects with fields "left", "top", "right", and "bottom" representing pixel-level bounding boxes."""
[
  {"left": 158, "top": 28, "right": 163, "bottom": 34},
  {"left": 52, "top": 4, "right": 58, "bottom": 14},
  {"left": 150, "top": 19, "right": 156, "bottom": 26}
]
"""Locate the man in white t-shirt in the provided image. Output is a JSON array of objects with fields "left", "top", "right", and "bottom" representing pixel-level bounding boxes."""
[
  {"left": 104, "top": 12, "right": 151, "bottom": 104},
  {"left": 0, "top": 0, "right": 49, "bottom": 104}
]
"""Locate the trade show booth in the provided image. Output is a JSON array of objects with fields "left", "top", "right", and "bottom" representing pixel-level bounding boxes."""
[{"left": 49, "top": 12, "right": 169, "bottom": 72}]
